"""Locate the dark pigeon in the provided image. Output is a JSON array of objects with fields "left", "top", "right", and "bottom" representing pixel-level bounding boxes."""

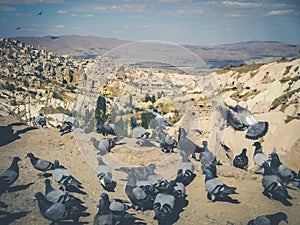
[
  {"left": 226, "top": 104, "right": 268, "bottom": 140},
  {"left": 34, "top": 192, "right": 89, "bottom": 223},
  {"left": 96, "top": 157, "right": 116, "bottom": 192},
  {"left": 0, "top": 157, "right": 21, "bottom": 194},
  {"left": 59, "top": 116, "right": 75, "bottom": 135},
  {"left": 44, "top": 179, "right": 84, "bottom": 205},
  {"left": 94, "top": 192, "right": 142, "bottom": 225},
  {"left": 34, "top": 113, "right": 47, "bottom": 127},
  {"left": 125, "top": 170, "right": 154, "bottom": 211},
  {"left": 91, "top": 136, "right": 122, "bottom": 156},
  {"left": 131, "top": 116, "right": 158, "bottom": 147},
  {"left": 247, "top": 212, "right": 288, "bottom": 225},
  {"left": 200, "top": 141, "right": 218, "bottom": 177},
  {"left": 96, "top": 116, "right": 116, "bottom": 136},
  {"left": 52, "top": 160, "right": 86, "bottom": 195},
  {"left": 270, "top": 152, "right": 299, "bottom": 188},
  {"left": 177, "top": 127, "right": 202, "bottom": 161},
  {"left": 233, "top": 148, "right": 248, "bottom": 170},
  {"left": 99, "top": 193, "right": 131, "bottom": 214},
  {"left": 204, "top": 169, "right": 238, "bottom": 203},
  {"left": 261, "top": 162, "right": 292, "bottom": 206},
  {"left": 26, "top": 153, "right": 53, "bottom": 177},
  {"left": 175, "top": 151, "right": 196, "bottom": 186},
  {"left": 253, "top": 142, "right": 269, "bottom": 169},
  {"left": 156, "top": 126, "right": 177, "bottom": 153}
]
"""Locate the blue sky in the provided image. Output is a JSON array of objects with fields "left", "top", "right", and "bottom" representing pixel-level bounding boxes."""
[{"left": 0, "top": 0, "right": 299, "bottom": 45}]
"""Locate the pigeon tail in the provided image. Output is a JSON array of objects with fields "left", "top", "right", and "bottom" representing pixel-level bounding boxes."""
[{"left": 246, "top": 121, "right": 268, "bottom": 140}]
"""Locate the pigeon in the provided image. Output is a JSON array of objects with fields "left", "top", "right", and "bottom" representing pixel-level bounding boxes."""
[
  {"left": 131, "top": 116, "right": 157, "bottom": 147},
  {"left": 37, "top": 11, "right": 43, "bottom": 16},
  {"left": 99, "top": 193, "right": 131, "bottom": 214},
  {"left": 143, "top": 164, "right": 168, "bottom": 193},
  {"left": 156, "top": 126, "right": 177, "bottom": 153},
  {"left": 0, "top": 157, "right": 21, "bottom": 194},
  {"left": 96, "top": 116, "right": 116, "bottom": 136},
  {"left": 15, "top": 27, "right": 21, "bottom": 30},
  {"left": 200, "top": 141, "right": 218, "bottom": 177},
  {"left": 94, "top": 193, "right": 142, "bottom": 225},
  {"left": 34, "top": 113, "right": 47, "bottom": 127},
  {"left": 125, "top": 170, "right": 154, "bottom": 211},
  {"left": 261, "top": 162, "right": 292, "bottom": 206},
  {"left": 177, "top": 127, "right": 202, "bottom": 161},
  {"left": 52, "top": 160, "right": 86, "bottom": 195},
  {"left": 59, "top": 116, "right": 75, "bottom": 135},
  {"left": 116, "top": 164, "right": 154, "bottom": 181},
  {"left": 204, "top": 169, "right": 238, "bottom": 202},
  {"left": 226, "top": 104, "right": 268, "bottom": 140},
  {"left": 26, "top": 153, "right": 53, "bottom": 177},
  {"left": 153, "top": 181, "right": 176, "bottom": 222},
  {"left": 175, "top": 151, "right": 195, "bottom": 186},
  {"left": 91, "top": 136, "right": 122, "bottom": 156},
  {"left": 145, "top": 109, "right": 173, "bottom": 128},
  {"left": 34, "top": 192, "right": 89, "bottom": 223},
  {"left": 96, "top": 157, "right": 116, "bottom": 192},
  {"left": 247, "top": 212, "right": 288, "bottom": 225},
  {"left": 44, "top": 179, "right": 84, "bottom": 205},
  {"left": 270, "top": 152, "right": 299, "bottom": 187},
  {"left": 233, "top": 148, "right": 248, "bottom": 170},
  {"left": 169, "top": 180, "right": 186, "bottom": 199},
  {"left": 253, "top": 142, "right": 269, "bottom": 168}
]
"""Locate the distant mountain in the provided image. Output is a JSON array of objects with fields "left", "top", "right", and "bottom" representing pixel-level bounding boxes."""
[{"left": 15, "top": 35, "right": 300, "bottom": 68}]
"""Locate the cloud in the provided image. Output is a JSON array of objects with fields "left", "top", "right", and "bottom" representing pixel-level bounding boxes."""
[
  {"left": 71, "top": 13, "right": 77, "bottom": 17},
  {"left": 0, "top": 5, "right": 16, "bottom": 11},
  {"left": 16, "top": 13, "right": 32, "bottom": 16},
  {"left": 57, "top": 10, "right": 67, "bottom": 14},
  {"left": 56, "top": 24, "right": 64, "bottom": 28},
  {"left": 222, "top": 1, "right": 262, "bottom": 8},
  {"left": 266, "top": 9, "right": 294, "bottom": 16},
  {"left": 225, "top": 13, "right": 242, "bottom": 17},
  {"left": 82, "top": 13, "right": 94, "bottom": 17}
]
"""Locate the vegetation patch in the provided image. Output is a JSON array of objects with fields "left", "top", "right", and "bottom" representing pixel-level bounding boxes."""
[
  {"left": 283, "top": 65, "right": 292, "bottom": 76},
  {"left": 270, "top": 88, "right": 300, "bottom": 111}
]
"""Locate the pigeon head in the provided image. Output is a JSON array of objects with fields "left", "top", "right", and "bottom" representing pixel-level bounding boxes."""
[
  {"left": 26, "top": 153, "right": 34, "bottom": 158},
  {"left": 252, "top": 141, "right": 262, "bottom": 150},
  {"left": 53, "top": 160, "right": 60, "bottom": 168},
  {"left": 90, "top": 137, "right": 97, "bottom": 142},
  {"left": 270, "top": 152, "right": 281, "bottom": 166},
  {"left": 44, "top": 179, "right": 51, "bottom": 185},
  {"left": 202, "top": 140, "right": 208, "bottom": 147},
  {"left": 100, "top": 192, "right": 109, "bottom": 200},
  {"left": 34, "top": 192, "right": 44, "bottom": 200},
  {"left": 13, "top": 156, "right": 22, "bottom": 162},
  {"left": 241, "top": 148, "right": 247, "bottom": 154}
]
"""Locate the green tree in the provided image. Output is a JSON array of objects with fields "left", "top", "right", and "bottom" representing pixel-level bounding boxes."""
[
  {"left": 141, "top": 112, "right": 152, "bottom": 129},
  {"left": 150, "top": 94, "right": 156, "bottom": 103},
  {"left": 95, "top": 95, "right": 106, "bottom": 120},
  {"left": 143, "top": 93, "right": 151, "bottom": 102}
]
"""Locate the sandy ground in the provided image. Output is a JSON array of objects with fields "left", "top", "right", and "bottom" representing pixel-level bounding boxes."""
[{"left": 0, "top": 115, "right": 300, "bottom": 225}]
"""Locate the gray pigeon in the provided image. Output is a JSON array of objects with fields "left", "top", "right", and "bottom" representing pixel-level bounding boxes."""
[
  {"left": 253, "top": 142, "right": 269, "bottom": 171},
  {"left": 175, "top": 151, "right": 195, "bottom": 186},
  {"left": 177, "top": 127, "right": 202, "bottom": 161},
  {"left": 34, "top": 192, "right": 89, "bottom": 223},
  {"left": 116, "top": 164, "right": 154, "bottom": 181},
  {"left": 145, "top": 109, "right": 173, "bottom": 128},
  {"left": 96, "top": 115, "right": 116, "bottom": 136},
  {"left": 270, "top": 152, "right": 299, "bottom": 187},
  {"left": 156, "top": 126, "right": 177, "bottom": 153},
  {"left": 0, "top": 157, "right": 21, "bottom": 194},
  {"left": 261, "top": 162, "right": 292, "bottom": 206},
  {"left": 59, "top": 116, "right": 75, "bottom": 135},
  {"left": 131, "top": 116, "right": 157, "bottom": 147},
  {"left": 91, "top": 136, "right": 122, "bottom": 156},
  {"left": 34, "top": 113, "right": 47, "bottom": 127},
  {"left": 226, "top": 104, "right": 268, "bottom": 140},
  {"left": 247, "top": 212, "right": 288, "bottom": 225},
  {"left": 52, "top": 160, "right": 86, "bottom": 195},
  {"left": 153, "top": 181, "right": 176, "bottom": 222},
  {"left": 96, "top": 157, "right": 116, "bottom": 192},
  {"left": 26, "top": 152, "right": 53, "bottom": 176},
  {"left": 99, "top": 192, "right": 131, "bottom": 214},
  {"left": 125, "top": 170, "right": 154, "bottom": 211},
  {"left": 233, "top": 148, "right": 248, "bottom": 170},
  {"left": 204, "top": 169, "right": 238, "bottom": 202},
  {"left": 200, "top": 141, "right": 218, "bottom": 177},
  {"left": 44, "top": 179, "right": 84, "bottom": 205}
]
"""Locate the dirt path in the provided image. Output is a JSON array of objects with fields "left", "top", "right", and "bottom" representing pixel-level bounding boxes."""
[{"left": 0, "top": 116, "right": 299, "bottom": 225}]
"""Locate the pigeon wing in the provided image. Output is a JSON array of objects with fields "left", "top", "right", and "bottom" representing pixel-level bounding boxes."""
[{"left": 246, "top": 122, "right": 268, "bottom": 140}]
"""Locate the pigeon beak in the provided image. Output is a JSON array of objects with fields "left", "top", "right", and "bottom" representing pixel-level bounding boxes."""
[
  {"left": 33, "top": 197, "right": 37, "bottom": 202},
  {"left": 284, "top": 219, "right": 288, "bottom": 224}
]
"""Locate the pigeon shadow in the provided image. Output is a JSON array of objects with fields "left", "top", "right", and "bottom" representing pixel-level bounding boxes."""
[
  {"left": 0, "top": 123, "right": 38, "bottom": 147},
  {"left": 0, "top": 210, "right": 30, "bottom": 224},
  {"left": 7, "top": 182, "right": 35, "bottom": 193},
  {"left": 0, "top": 201, "right": 8, "bottom": 209},
  {"left": 215, "top": 196, "right": 240, "bottom": 204}
]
